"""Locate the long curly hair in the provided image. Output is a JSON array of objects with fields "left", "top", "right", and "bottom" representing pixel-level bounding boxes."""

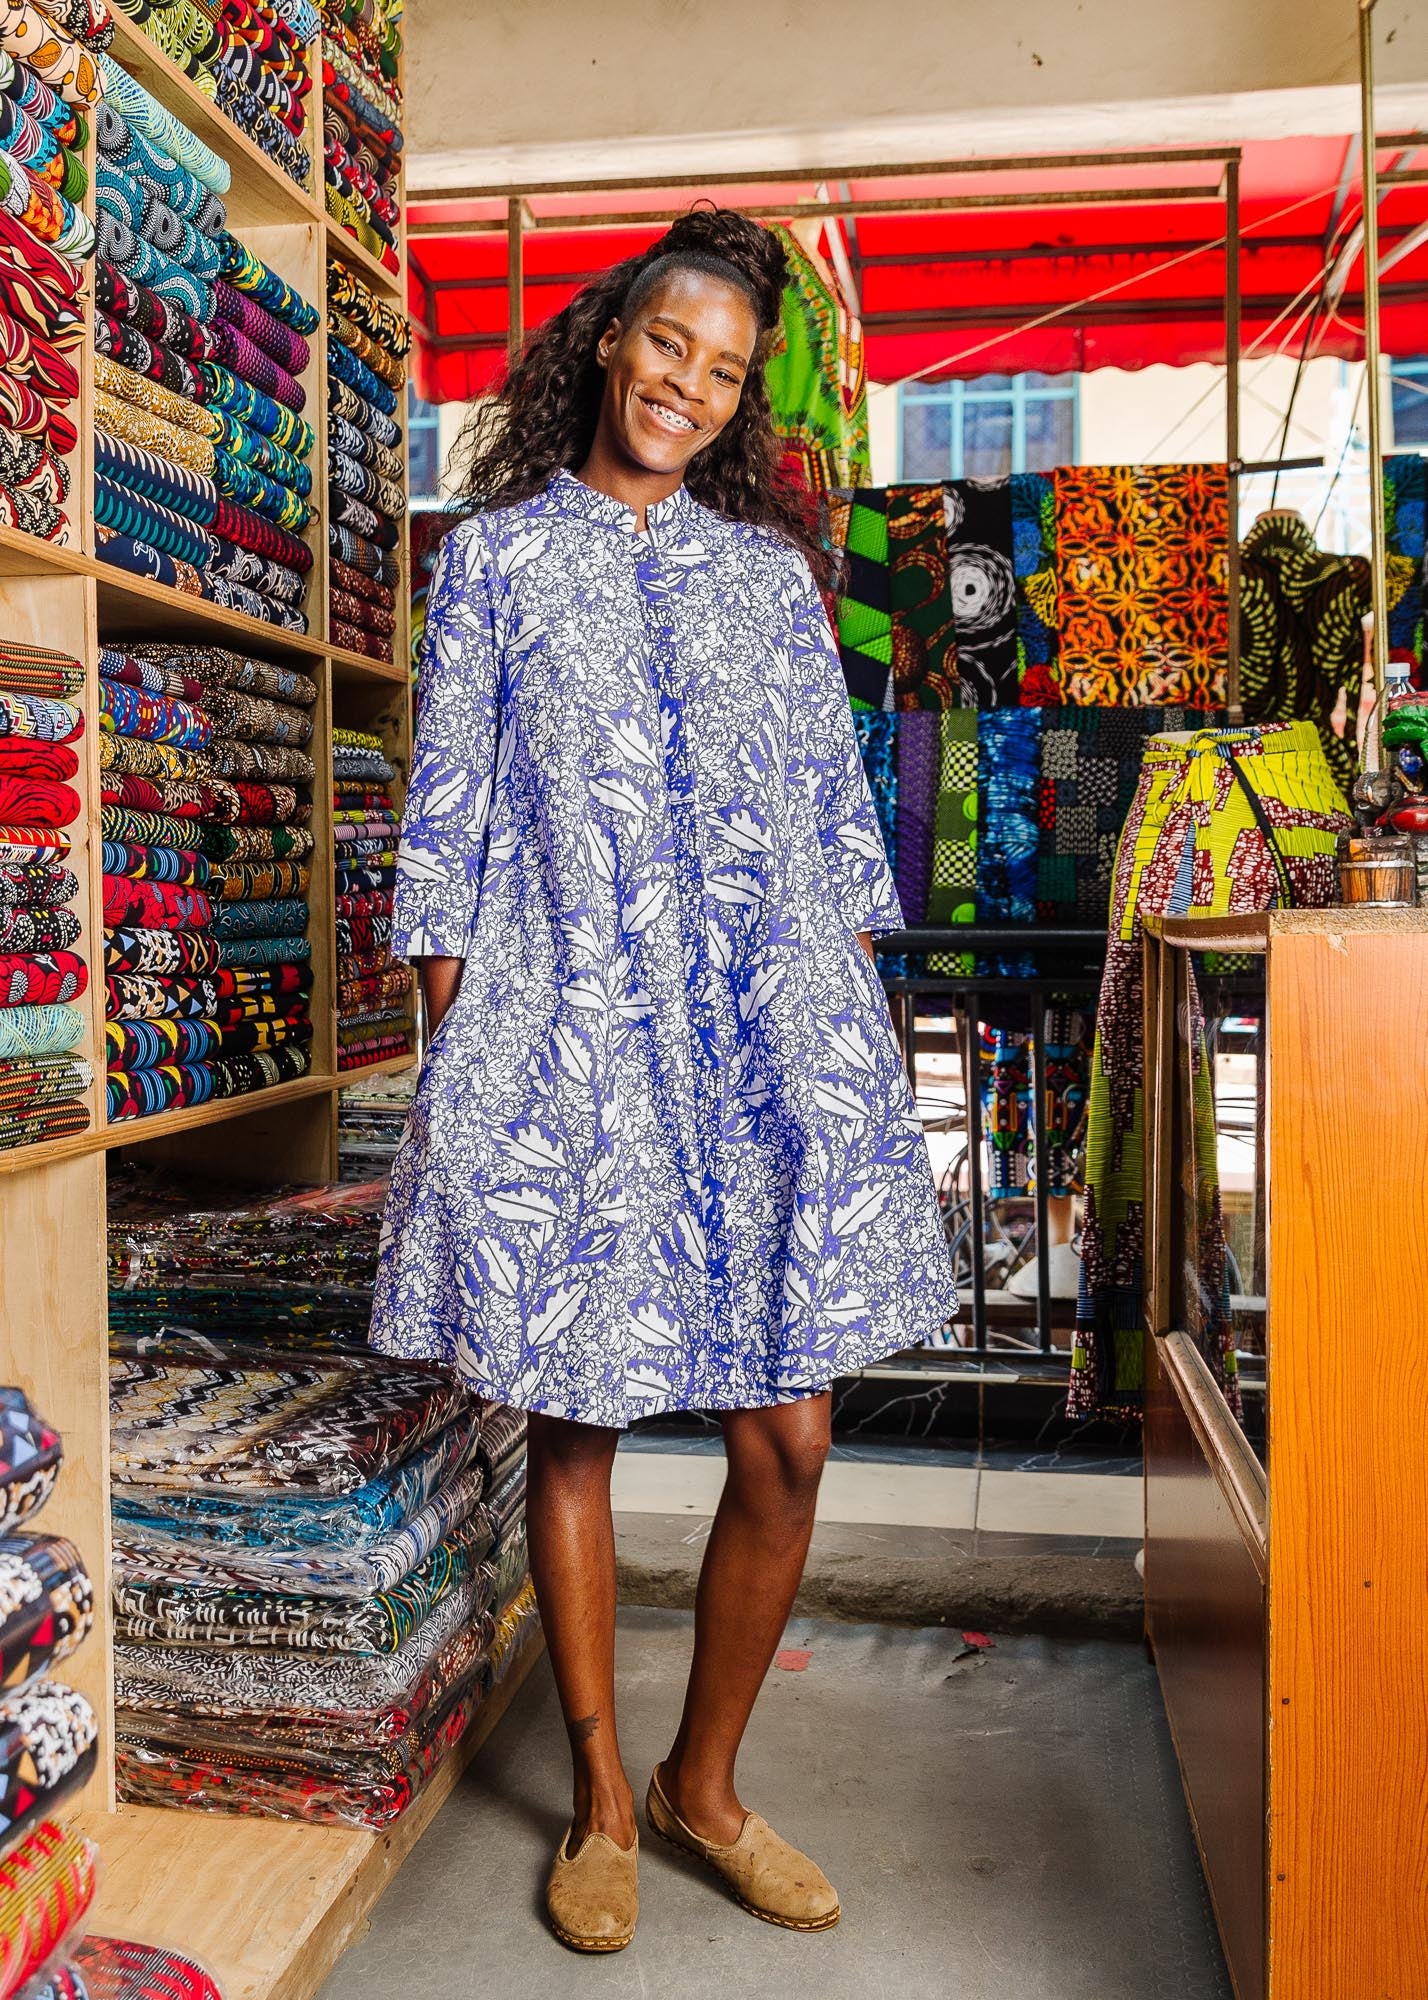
[{"left": 449, "top": 207, "right": 826, "bottom": 581}]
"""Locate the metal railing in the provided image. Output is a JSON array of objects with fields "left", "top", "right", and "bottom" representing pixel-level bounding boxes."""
[{"left": 878, "top": 926, "right": 1108, "bottom": 1363}]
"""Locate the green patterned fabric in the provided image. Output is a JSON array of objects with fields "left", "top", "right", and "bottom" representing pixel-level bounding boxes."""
[
  {"left": 926, "top": 709, "right": 976, "bottom": 973},
  {"left": 835, "top": 489, "right": 893, "bottom": 710}
]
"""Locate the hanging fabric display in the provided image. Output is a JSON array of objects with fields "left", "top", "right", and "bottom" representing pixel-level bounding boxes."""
[
  {"left": 1238, "top": 510, "right": 1369, "bottom": 800},
  {"left": 1070, "top": 720, "right": 1349, "bottom": 1419},
  {"left": 1053, "top": 463, "right": 1229, "bottom": 708},
  {"left": 765, "top": 224, "right": 868, "bottom": 503},
  {"left": 943, "top": 479, "right": 1018, "bottom": 707},
  {"left": 887, "top": 485, "right": 960, "bottom": 710}
]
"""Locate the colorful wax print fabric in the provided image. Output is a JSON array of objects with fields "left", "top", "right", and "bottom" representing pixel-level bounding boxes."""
[
  {"left": 1238, "top": 511, "right": 1370, "bottom": 799},
  {"left": 0, "top": 1392, "right": 61, "bottom": 1532},
  {"left": 0, "top": 644, "right": 83, "bottom": 701},
  {"left": 71, "top": 1936, "right": 225, "bottom": 2000},
  {"left": 1070, "top": 721, "right": 1349, "bottom": 1419},
  {"left": 0, "top": 1821, "right": 98, "bottom": 1997},
  {"left": 943, "top": 478, "right": 1018, "bottom": 706},
  {"left": 830, "top": 486, "right": 893, "bottom": 709},
  {"left": 0, "top": 1536, "right": 92, "bottom": 1693},
  {"left": 1035, "top": 707, "right": 1197, "bottom": 924},
  {"left": 887, "top": 485, "right": 959, "bottom": 710},
  {"left": 925, "top": 708, "right": 977, "bottom": 974},
  {"left": 765, "top": 224, "right": 869, "bottom": 502},
  {"left": 1384, "top": 455, "right": 1425, "bottom": 668},
  {"left": 374, "top": 475, "right": 955, "bottom": 1424},
  {"left": 1054, "top": 464, "right": 1229, "bottom": 707},
  {"left": 1010, "top": 472, "right": 1058, "bottom": 700},
  {"left": 0, "top": 1681, "right": 98, "bottom": 1848},
  {"left": 977, "top": 709, "right": 1041, "bottom": 975},
  {"left": 0, "top": 1002, "right": 84, "bottom": 1060}
]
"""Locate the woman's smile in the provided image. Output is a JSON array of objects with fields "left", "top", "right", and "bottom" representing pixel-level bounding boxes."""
[{"left": 639, "top": 396, "right": 700, "bottom": 435}]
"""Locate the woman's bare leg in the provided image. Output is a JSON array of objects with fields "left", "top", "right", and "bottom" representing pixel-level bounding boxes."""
[
  {"left": 657, "top": 1394, "right": 831, "bottom": 1842},
  {"left": 525, "top": 1414, "right": 636, "bottom": 1849}
]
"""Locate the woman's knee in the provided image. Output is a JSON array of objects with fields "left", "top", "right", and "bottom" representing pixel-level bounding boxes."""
[
  {"left": 527, "top": 1413, "right": 622, "bottom": 1485},
  {"left": 725, "top": 1402, "right": 831, "bottom": 1510}
]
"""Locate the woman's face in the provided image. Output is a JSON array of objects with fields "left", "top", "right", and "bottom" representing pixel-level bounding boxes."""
[{"left": 594, "top": 268, "right": 759, "bottom": 478}]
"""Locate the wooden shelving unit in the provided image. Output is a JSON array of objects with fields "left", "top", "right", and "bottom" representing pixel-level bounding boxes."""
[
  {"left": 0, "top": 19, "right": 543, "bottom": 1998},
  {"left": 1141, "top": 908, "right": 1428, "bottom": 2000}
]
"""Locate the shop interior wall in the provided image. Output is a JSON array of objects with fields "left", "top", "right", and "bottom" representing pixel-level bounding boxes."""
[{"left": 410, "top": 0, "right": 1428, "bottom": 184}]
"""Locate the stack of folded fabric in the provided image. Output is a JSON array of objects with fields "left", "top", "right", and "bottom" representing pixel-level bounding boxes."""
[
  {"left": 107, "top": 1350, "right": 534, "bottom": 1828},
  {"left": 129, "top": 643, "right": 317, "bottom": 1100},
  {"left": 0, "top": 0, "right": 108, "bottom": 543},
  {"left": 92, "top": 61, "right": 318, "bottom": 631},
  {"left": 408, "top": 510, "right": 444, "bottom": 686},
  {"left": 0, "top": 644, "right": 91, "bottom": 1149},
  {"left": 108, "top": 1164, "right": 389, "bottom": 1351},
  {"left": 327, "top": 259, "right": 406, "bottom": 662},
  {"left": 100, "top": 644, "right": 221, "bottom": 1122},
  {"left": 336, "top": 1065, "right": 413, "bottom": 1180},
  {"left": 326, "top": 264, "right": 401, "bottom": 627},
  {"left": 332, "top": 727, "right": 411, "bottom": 1070},
  {"left": 320, "top": 0, "right": 401, "bottom": 275},
  {"left": 0, "top": 1386, "right": 102, "bottom": 1991},
  {"left": 107, "top": 0, "right": 316, "bottom": 190}
]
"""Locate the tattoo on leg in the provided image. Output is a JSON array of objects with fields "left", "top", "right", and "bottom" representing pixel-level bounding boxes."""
[{"left": 567, "top": 1712, "right": 601, "bottom": 1747}]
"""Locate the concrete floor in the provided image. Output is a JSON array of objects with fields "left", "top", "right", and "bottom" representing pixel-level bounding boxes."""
[{"left": 320, "top": 1609, "right": 1230, "bottom": 2000}]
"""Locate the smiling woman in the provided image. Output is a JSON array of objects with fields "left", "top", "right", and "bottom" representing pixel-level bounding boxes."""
[{"left": 371, "top": 207, "right": 955, "bottom": 1954}]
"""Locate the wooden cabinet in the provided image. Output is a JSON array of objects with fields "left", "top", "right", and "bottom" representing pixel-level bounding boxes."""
[{"left": 1143, "top": 908, "right": 1428, "bottom": 2000}]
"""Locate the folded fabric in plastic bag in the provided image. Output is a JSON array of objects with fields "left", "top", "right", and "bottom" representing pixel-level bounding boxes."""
[
  {"left": 113, "top": 1507, "right": 494, "bottom": 1654},
  {"left": 114, "top": 1638, "right": 493, "bottom": 1829},
  {"left": 115, "top": 1569, "right": 487, "bottom": 1719},
  {"left": 67, "top": 1936, "right": 223, "bottom": 2000},
  {"left": 107, "top": 1352, "right": 471, "bottom": 1495},
  {"left": 113, "top": 1444, "right": 486, "bottom": 1598}
]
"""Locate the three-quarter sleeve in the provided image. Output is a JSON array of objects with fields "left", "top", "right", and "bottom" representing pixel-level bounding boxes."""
[
  {"left": 786, "top": 560, "right": 905, "bottom": 935},
  {"left": 392, "top": 521, "right": 501, "bottom": 959}
]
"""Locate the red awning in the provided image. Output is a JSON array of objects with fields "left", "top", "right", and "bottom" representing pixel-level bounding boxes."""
[{"left": 409, "top": 138, "right": 1428, "bottom": 403}]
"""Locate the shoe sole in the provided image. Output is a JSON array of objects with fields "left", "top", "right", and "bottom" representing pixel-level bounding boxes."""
[
  {"left": 648, "top": 1816, "right": 842, "bottom": 1932},
  {"left": 548, "top": 1919, "right": 635, "bottom": 1954}
]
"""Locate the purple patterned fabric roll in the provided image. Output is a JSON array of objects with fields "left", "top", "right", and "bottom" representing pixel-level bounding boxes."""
[
  {"left": 210, "top": 280, "right": 311, "bottom": 379},
  {"left": 208, "top": 321, "right": 306, "bottom": 414},
  {"left": 894, "top": 710, "right": 940, "bottom": 926}
]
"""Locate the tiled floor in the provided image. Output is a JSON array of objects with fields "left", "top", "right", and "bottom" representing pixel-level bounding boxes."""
[{"left": 612, "top": 1440, "right": 1145, "bottom": 1542}]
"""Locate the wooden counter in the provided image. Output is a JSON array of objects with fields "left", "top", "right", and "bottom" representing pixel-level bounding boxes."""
[{"left": 1142, "top": 910, "right": 1428, "bottom": 2000}]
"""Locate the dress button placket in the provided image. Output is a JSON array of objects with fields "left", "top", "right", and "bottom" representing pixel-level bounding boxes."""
[{"left": 634, "top": 539, "right": 730, "bottom": 1357}]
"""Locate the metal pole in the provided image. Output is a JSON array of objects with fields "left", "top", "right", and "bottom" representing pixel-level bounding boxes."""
[
  {"left": 506, "top": 197, "right": 524, "bottom": 370},
  {"left": 1360, "top": 0, "right": 1390, "bottom": 718},
  {"left": 960, "top": 1003, "right": 989, "bottom": 1352},
  {"left": 1225, "top": 157, "right": 1243, "bottom": 723},
  {"left": 410, "top": 144, "right": 1243, "bottom": 207},
  {"left": 1030, "top": 990, "right": 1052, "bottom": 1356}
]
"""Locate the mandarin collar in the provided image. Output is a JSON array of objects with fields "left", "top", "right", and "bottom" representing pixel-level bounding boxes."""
[{"left": 548, "top": 467, "right": 697, "bottom": 545}]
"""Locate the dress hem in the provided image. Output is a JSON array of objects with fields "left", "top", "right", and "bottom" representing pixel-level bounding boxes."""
[{"left": 368, "top": 1297, "right": 957, "bottom": 1430}]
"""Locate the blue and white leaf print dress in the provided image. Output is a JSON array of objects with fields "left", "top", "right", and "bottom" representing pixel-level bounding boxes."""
[{"left": 371, "top": 469, "right": 956, "bottom": 1425}]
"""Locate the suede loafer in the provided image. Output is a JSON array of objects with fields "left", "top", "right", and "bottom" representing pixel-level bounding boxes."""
[
  {"left": 646, "top": 1765, "right": 840, "bottom": 1931},
  {"left": 546, "top": 1825, "right": 639, "bottom": 1952}
]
